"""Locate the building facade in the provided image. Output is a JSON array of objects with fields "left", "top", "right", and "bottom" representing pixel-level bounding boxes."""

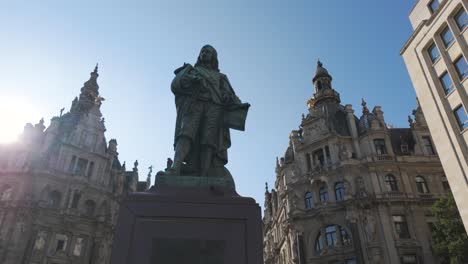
[
  {"left": 0, "top": 67, "right": 145, "bottom": 264},
  {"left": 401, "top": 0, "right": 468, "bottom": 231},
  {"left": 263, "top": 61, "right": 450, "bottom": 264}
]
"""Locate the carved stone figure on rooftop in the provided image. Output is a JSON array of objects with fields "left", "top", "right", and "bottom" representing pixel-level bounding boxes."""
[{"left": 166, "top": 45, "right": 250, "bottom": 178}]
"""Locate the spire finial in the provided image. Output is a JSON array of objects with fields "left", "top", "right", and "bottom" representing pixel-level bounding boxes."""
[
  {"left": 265, "top": 182, "right": 268, "bottom": 193},
  {"left": 408, "top": 115, "right": 413, "bottom": 126},
  {"left": 361, "top": 98, "right": 369, "bottom": 114},
  {"left": 94, "top": 63, "right": 98, "bottom": 74},
  {"left": 317, "top": 58, "right": 322, "bottom": 67}
]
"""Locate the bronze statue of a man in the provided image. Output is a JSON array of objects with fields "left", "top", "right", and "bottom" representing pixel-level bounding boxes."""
[{"left": 167, "top": 45, "right": 249, "bottom": 177}]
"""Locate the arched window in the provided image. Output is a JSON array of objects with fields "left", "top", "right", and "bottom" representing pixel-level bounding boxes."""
[
  {"left": 335, "top": 182, "right": 345, "bottom": 201},
  {"left": 317, "top": 81, "right": 323, "bottom": 90},
  {"left": 47, "top": 191, "right": 62, "bottom": 208},
  {"left": 325, "top": 225, "right": 337, "bottom": 247},
  {"left": 304, "top": 192, "right": 314, "bottom": 209},
  {"left": 415, "top": 176, "right": 429, "bottom": 193},
  {"left": 84, "top": 200, "right": 96, "bottom": 216},
  {"left": 385, "top": 174, "right": 399, "bottom": 192},
  {"left": 319, "top": 183, "right": 328, "bottom": 202}
]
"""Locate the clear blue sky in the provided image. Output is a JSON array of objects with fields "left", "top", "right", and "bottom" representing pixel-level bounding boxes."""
[{"left": 0, "top": 0, "right": 417, "bottom": 208}]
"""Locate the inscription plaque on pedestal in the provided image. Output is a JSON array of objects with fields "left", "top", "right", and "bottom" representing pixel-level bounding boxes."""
[
  {"left": 151, "top": 238, "right": 225, "bottom": 264},
  {"left": 110, "top": 184, "right": 263, "bottom": 264}
]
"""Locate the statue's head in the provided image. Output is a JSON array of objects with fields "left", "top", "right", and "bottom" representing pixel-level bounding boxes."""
[{"left": 195, "top": 45, "right": 219, "bottom": 71}]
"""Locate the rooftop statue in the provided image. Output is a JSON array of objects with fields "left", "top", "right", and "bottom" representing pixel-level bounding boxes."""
[{"left": 165, "top": 45, "right": 250, "bottom": 181}]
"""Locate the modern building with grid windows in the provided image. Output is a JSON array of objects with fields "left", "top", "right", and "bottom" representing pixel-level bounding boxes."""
[{"left": 401, "top": 0, "right": 468, "bottom": 232}]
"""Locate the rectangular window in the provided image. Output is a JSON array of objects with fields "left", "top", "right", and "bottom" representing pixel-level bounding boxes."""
[
  {"left": 428, "top": 43, "right": 440, "bottom": 63},
  {"left": 454, "top": 105, "right": 468, "bottom": 130},
  {"left": 393, "top": 215, "right": 410, "bottom": 239},
  {"left": 439, "top": 71, "right": 455, "bottom": 94},
  {"left": 429, "top": 0, "right": 439, "bottom": 13},
  {"left": 55, "top": 234, "right": 68, "bottom": 252},
  {"left": 441, "top": 26, "right": 455, "bottom": 48},
  {"left": 87, "top": 162, "right": 94, "bottom": 177},
  {"left": 454, "top": 56, "right": 468, "bottom": 80},
  {"left": 74, "top": 158, "right": 88, "bottom": 176},
  {"left": 422, "top": 136, "right": 436, "bottom": 155},
  {"left": 455, "top": 8, "right": 468, "bottom": 31},
  {"left": 374, "top": 139, "right": 387, "bottom": 155},
  {"left": 68, "top": 156, "right": 77, "bottom": 173},
  {"left": 71, "top": 192, "right": 81, "bottom": 209}
]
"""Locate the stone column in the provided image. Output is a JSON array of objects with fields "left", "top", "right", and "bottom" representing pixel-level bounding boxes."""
[{"left": 322, "top": 148, "right": 328, "bottom": 169}]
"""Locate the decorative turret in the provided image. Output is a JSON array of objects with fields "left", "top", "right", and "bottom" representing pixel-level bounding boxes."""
[
  {"left": 359, "top": 98, "right": 377, "bottom": 132},
  {"left": 71, "top": 64, "right": 105, "bottom": 115},
  {"left": 412, "top": 98, "right": 427, "bottom": 128},
  {"left": 308, "top": 59, "right": 340, "bottom": 109},
  {"left": 313, "top": 59, "right": 333, "bottom": 91},
  {"left": 108, "top": 139, "right": 118, "bottom": 155}
]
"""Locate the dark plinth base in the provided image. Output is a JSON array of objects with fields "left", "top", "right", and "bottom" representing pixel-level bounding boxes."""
[{"left": 110, "top": 184, "right": 263, "bottom": 264}]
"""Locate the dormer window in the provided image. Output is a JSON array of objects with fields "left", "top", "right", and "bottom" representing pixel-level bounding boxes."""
[
  {"left": 401, "top": 144, "right": 409, "bottom": 154},
  {"left": 374, "top": 139, "right": 387, "bottom": 155}
]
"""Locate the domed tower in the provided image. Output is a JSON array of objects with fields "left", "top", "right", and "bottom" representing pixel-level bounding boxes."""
[{"left": 307, "top": 59, "right": 341, "bottom": 110}]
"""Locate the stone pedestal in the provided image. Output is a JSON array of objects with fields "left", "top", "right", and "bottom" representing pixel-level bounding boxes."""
[{"left": 110, "top": 176, "right": 263, "bottom": 264}]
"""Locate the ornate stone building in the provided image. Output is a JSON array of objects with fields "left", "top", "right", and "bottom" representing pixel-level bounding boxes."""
[
  {"left": 263, "top": 61, "right": 451, "bottom": 264},
  {"left": 0, "top": 66, "right": 144, "bottom": 264}
]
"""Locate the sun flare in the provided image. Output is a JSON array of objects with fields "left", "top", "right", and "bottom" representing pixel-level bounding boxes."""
[{"left": 0, "top": 97, "right": 42, "bottom": 144}]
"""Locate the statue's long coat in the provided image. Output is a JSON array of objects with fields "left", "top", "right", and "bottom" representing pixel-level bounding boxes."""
[{"left": 171, "top": 64, "right": 240, "bottom": 171}]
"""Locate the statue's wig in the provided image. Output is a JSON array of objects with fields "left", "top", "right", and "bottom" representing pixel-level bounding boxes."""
[{"left": 195, "top": 45, "right": 219, "bottom": 72}]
